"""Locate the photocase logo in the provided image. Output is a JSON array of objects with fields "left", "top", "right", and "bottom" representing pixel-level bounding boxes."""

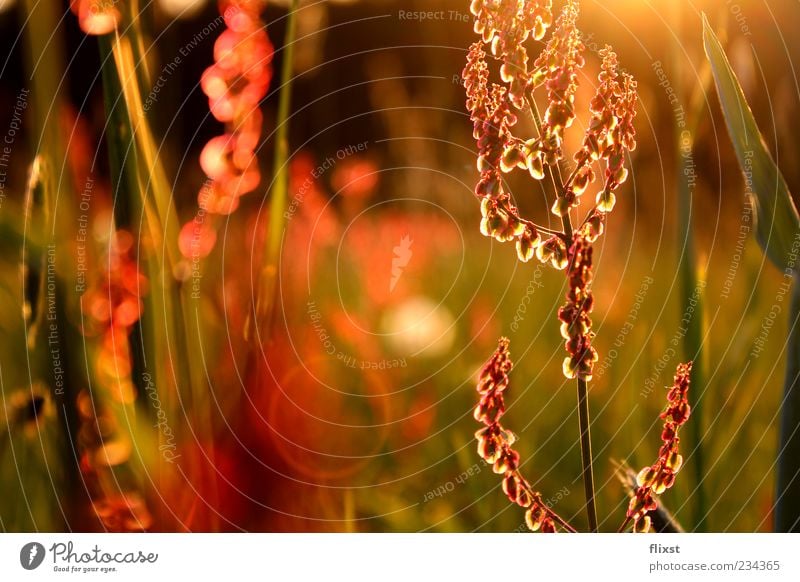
[
  {"left": 20, "top": 542, "right": 45, "bottom": 570},
  {"left": 390, "top": 235, "right": 413, "bottom": 293}
]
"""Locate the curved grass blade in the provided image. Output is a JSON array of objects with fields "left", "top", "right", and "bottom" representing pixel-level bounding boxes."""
[{"left": 703, "top": 14, "right": 800, "bottom": 532}]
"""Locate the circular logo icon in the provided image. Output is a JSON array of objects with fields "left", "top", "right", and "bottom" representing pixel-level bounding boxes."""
[{"left": 19, "top": 542, "right": 45, "bottom": 570}]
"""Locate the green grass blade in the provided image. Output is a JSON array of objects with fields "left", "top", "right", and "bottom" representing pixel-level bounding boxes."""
[
  {"left": 22, "top": 157, "right": 47, "bottom": 349},
  {"left": 20, "top": 0, "right": 85, "bottom": 528},
  {"left": 703, "top": 14, "right": 800, "bottom": 271},
  {"left": 256, "top": 0, "right": 299, "bottom": 338},
  {"left": 703, "top": 13, "right": 800, "bottom": 532},
  {"left": 673, "top": 5, "right": 709, "bottom": 531}
]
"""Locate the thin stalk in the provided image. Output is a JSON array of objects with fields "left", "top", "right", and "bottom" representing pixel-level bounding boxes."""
[
  {"left": 127, "top": 0, "right": 153, "bottom": 89},
  {"left": 518, "top": 217, "right": 563, "bottom": 238},
  {"left": 560, "top": 207, "right": 597, "bottom": 532},
  {"left": 256, "top": 0, "right": 299, "bottom": 338},
  {"left": 21, "top": 0, "right": 83, "bottom": 527},
  {"left": 560, "top": 212, "right": 573, "bottom": 241},
  {"left": 22, "top": 158, "right": 47, "bottom": 349},
  {"left": 548, "top": 508, "right": 578, "bottom": 533},
  {"left": 524, "top": 93, "right": 566, "bottom": 204},
  {"left": 576, "top": 377, "right": 598, "bottom": 531},
  {"left": 102, "top": 14, "right": 219, "bottom": 526},
  {"left": 618, "top": 516, "right": 631, "bottom": 533},
  {"left": 671, "top": 2, "right": 707, "bottom": 531}
]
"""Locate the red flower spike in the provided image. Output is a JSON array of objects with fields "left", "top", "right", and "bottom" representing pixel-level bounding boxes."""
[
  {"left": 557, "top": 232, "right": 598, "bottom": 381},
  {"left": 70, "top": 0, "right": 121, "bottom": 36},
  {"left": 183, "top": 0, "right": 274, "bottom": 259},
  {"left": 628, "top": 362, "right": 693, "bottom": 533},
  {"left": 473, "top": 338, "right": 567, "bottom": 532}
]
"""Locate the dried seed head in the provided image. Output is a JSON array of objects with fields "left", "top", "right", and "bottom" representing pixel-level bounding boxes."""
[
  {"left": 540, "top": 518, "right": 557, "bottom": 533},
  {"left": 526, "top": 151, "right": 545, "bottom": 180},
  {"left": 476, "top": 425, "right": 503, "bottom": 464},
  {"left": 525, "top": 505, "right": 546, "bottom": 531},
  {"left": 595, "top": 72, "right": 638, "bottom": 216},
  {"left": 501, "top": 144, "right": 528, "bottom": 173},
  {"left": 515, "top": 225, "right": 541, "bottom": 262},
  {"left": 583, "top": 212, "right": 605, "bottom": 242},
  {"left": 474, "top": 391, "right": 506, "bottom": 424},
  {"left": 636, "top": 466, "right": 657, "bottom": 488},
  {"left": 3, "top": 383, "right": 54, "bottom": 439},
  {"left": 466, "top": 1, "right": 636, "bottom": 263}
]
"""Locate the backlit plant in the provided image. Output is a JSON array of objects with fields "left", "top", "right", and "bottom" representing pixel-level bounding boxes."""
[{"left": 464, "top": 0, "right": 689, "bottom": 533}]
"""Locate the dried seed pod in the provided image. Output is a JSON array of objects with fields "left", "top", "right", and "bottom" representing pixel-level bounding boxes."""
[
  {"left": 525, "top": 505, "right": 546, "bottom": 531},
  {"left": 633, "top": 515, "right": 651, "bottom": 533},
  {"left": 583, "top": 213, "right": 605, "bottom": 242},
  {"left": 636, "top": 467, "right": 657, "bottom": 488}
]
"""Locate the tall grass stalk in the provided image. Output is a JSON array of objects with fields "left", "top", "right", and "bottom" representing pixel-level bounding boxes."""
[
  {"left": 21, "top": 0, "right": 83, "bottom": 527},
  {"left": 671, "top": 2, "right": 708, "bottom": 531},
  {"left": 560, "top": 211, "right": 597, "bottom": 532},
  {"left": 257, "top": 0, "right": 299, "bottom": 339},
  {"left": 100, "top": 8, "right": 218, "bottom": 526}
]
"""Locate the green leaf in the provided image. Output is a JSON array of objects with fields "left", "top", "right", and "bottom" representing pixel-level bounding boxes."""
[{"left": 703, "top": 14, "right": 800, "bottom": 270}]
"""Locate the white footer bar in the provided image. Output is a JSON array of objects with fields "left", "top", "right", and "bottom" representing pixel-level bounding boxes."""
[{"left": 1, "top": 534, "right": 797, "bottom": 580}]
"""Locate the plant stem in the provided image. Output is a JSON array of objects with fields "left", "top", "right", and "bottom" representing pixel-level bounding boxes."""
[
  {"left": 548, "top": 508, "right": 578, "bottom": 533},
  {"left": 22, "top": 0, "right": 85, "bottom": 528},
  {"left": 257, "top": 0, "right": 299, "bottom": 338},
  {"left": 560, "top": 213, "right": 573, "bottom": 241},
  {"left": 671, "top": 2, "right": 707, "bottom": 531},
  {"left": 577, "top": 377, "right": 598, "bottom": 532},
  {"left": 560, "top": 208, "right": 597, "bottom": 532}
]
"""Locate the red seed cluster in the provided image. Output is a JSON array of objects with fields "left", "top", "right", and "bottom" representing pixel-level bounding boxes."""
[
  {"left": 79, "top": 231, "right": 151, "bottom": 530},
  {"left": 596, "top": 72, "right": 638, "bottom": 213},
  {"left": 474, "top": 338, "right": 557, "bottom": 532},
  {"left": 554, "top": 46, "right": 618, "bottom": 218},
  {"left": 530, "top": 0, "right": 584, "bottom": 167},
  {"left": 463, "top": 44, "right": 541, "bottom": 263},
  {"left": 76, "top": 389, "right": 152, "bottom": 531},
  {"left": 83, "top": 231, "right": 146, "bottom": 336},
  {"left": 575, "top": 48, "right": 639, "bottom": 215},
  {"left": 197, "top": 0, "right": 274, "bottom": 216},
  {"left": 464, "top": 1, "right": 638, "bottom": 266},
  {"left": 69, "top": 0, "right": 122, "bottom": 36},
  {"left": 628, "top": 362, "right": 693, "bottom": 533},
  {"left": 470, "top": 0, "right": 554, "bottom": 108},
  {"left": 557, "top": 231, "right": 598, "bottom": 380}
]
